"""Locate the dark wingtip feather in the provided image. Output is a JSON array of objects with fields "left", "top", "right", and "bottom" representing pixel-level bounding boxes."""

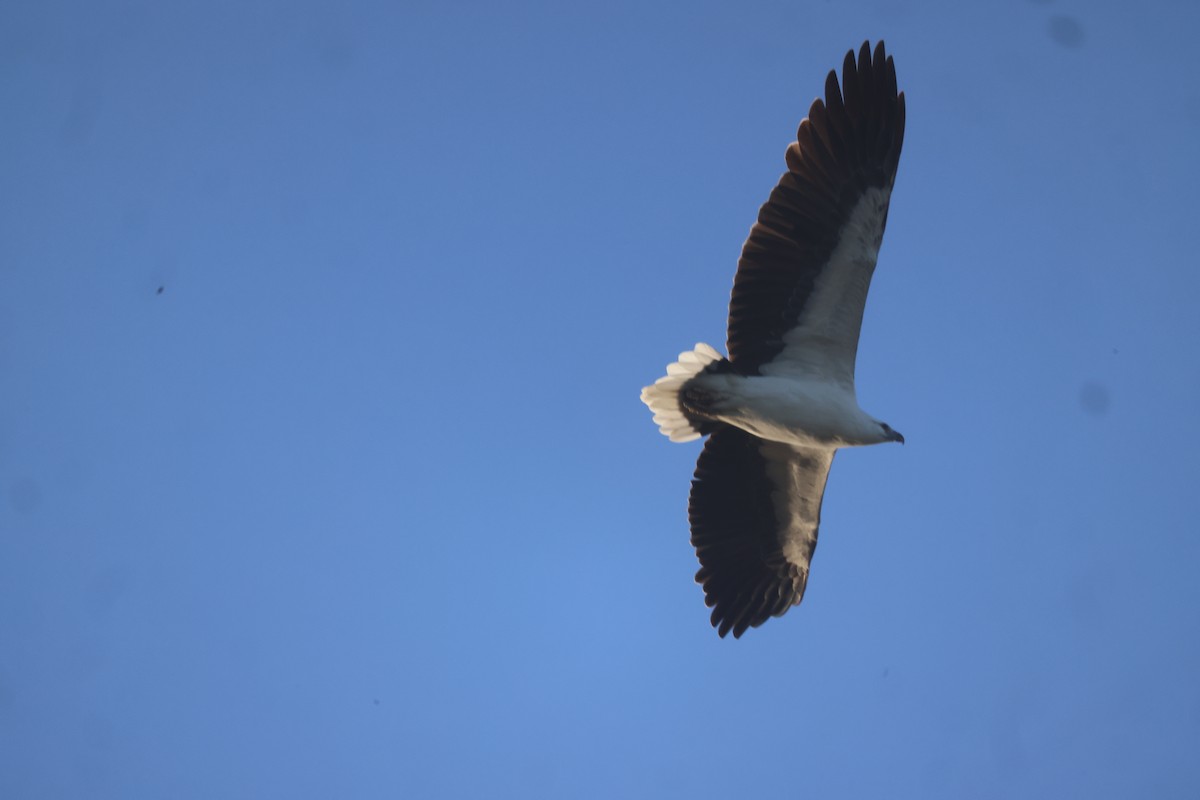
[
  {"left": 840, "top": 47, "right": 861, "bottom": 122},
  {"left": 872, "top": 40, "right": 887, "bottom": 74},
  {"left": 824, "top": 69, "right": 841, "bottom": 107}
]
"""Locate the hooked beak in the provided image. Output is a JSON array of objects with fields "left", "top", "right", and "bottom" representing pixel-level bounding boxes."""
[{"left": 891, "top": 430, "right": 905, "bottom": 445}]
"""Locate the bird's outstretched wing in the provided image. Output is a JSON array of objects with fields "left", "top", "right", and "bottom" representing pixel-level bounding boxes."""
[
  {"left": 727, "top": 40, "right": 905, "bottom": 386},
  {"left": 689, "top": 427, "right": 834, "bottom": 638}
]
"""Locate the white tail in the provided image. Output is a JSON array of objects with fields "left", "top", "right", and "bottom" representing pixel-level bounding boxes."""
[{"left": 640, "top": 343, "right": 724, "bottom": 442}]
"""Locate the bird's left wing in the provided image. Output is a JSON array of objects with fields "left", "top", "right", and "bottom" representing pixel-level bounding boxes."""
[
  {"left": 689, "top": 427, "right": 835, "bottom": 638},
  {"left": 727, "top": 41, "right": 905, "bottom": 386}
]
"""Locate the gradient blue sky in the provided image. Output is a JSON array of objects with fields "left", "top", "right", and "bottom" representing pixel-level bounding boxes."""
[{"left": 3, "top": 1, "right": 1200, "bottom": 798}]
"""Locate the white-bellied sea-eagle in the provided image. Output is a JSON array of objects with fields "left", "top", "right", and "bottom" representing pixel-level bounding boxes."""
[{"left": 641, "top": 41, "right": 906, "bottom": 638}]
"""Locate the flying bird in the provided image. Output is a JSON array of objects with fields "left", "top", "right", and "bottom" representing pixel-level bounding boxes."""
[{"left": 640, "top": 41, "right": 906, "bottom": 638}]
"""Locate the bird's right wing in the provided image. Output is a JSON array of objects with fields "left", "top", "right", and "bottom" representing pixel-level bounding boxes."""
[{"left": 689, "top": 427, "right": 835, "bottom": 638}]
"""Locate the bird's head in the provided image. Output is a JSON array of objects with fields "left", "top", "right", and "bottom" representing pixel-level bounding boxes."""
[{"left": 878, "top": 422, "right": 905, "bottom": 445}]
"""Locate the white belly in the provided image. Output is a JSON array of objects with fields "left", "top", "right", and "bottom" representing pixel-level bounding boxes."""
[{"left": 696, "top": 373, "right": 870, "bottom": 448}]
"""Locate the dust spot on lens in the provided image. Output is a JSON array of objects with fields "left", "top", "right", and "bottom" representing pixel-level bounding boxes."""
[{"left": 1048, "top": 15, "right": 1085, "bottom": 48}]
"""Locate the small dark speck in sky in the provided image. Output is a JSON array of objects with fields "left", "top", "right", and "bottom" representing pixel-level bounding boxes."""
[
  {"left": 156, "top": 286, "right": 164, "bottom": 295},
  {"left": 1079, "top": 381, "right": 1111, "bottom": 416},
  {"left": 1048, "top": 15, "right": 1085, "bottom": 48}
]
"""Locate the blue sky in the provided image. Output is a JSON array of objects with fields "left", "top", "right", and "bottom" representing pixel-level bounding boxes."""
[{"left": 3, "top": 1, "right": 1200, "bottom": 797}]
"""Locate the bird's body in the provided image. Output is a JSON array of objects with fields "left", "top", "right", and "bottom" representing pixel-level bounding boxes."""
[
  {"left": 685, "top": 371, "right": 880, "bottom": 448},
  {"left": 640, "top": 41, "right": 906, "bottom": 638}
]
